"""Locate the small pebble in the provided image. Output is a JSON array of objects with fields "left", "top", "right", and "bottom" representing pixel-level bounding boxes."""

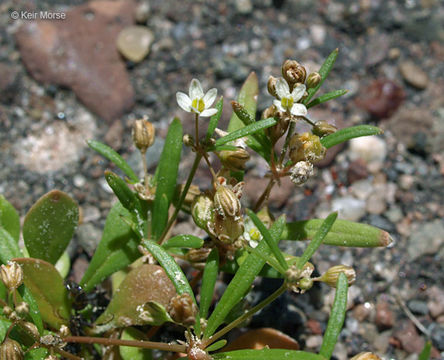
[
  {"left": 375, "top": 301, "right": 394, "bottom": 330},
  {"left": 117, "top": 26, "right": 154, "bottom": 63},
  {"left": 399, "top": 61, "right": 429, "bottom": 89},
  {"left": 407, "top": 300, "right": 429, "bottom": 316},
  {"left": 332, "top": 196, "right": 366, "bottom": 222}
]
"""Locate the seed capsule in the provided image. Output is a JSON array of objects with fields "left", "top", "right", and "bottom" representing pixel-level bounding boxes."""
[
  {"left": 289, "top": 132, "right": 326, "bottom": 164},
  {"left": 0, "top": 261, "right": 23, "bottom": 290},
  {"left": 267, "top": 76, "right": 278, "bottom": 97},
  {"left": 318, "top": 265, "right": 356, "bottom": 288},
  {"left": 21, "top": 322, "right": 40, "bottom": 340},
  {"left": 350, "top": 352, "right": 382, "bottom": 360},
  {"left": 191, "top": 194, "right": 214, "bottom": 232},
  {"left": 306, "top": 72, "right": 322, "bottom": 89},
  {"left": 312, "top": 120, "right": 337, "bottom": 137},
  {"left": 15, "top": 302, "right": 29, "bottom": 316},
  {"left": 0, "top": 338, "right": 24, "bottom": 360},
  {"left": 282, "top": 59, "right": 307, "bottom": 84},
  {"left": 132, "top": 118, "right": 155, "bottom": 153},
  {"left": 167, "top": 293, "right": 198, "bottom": 327},
  {"left": 289, "top": 161, "right": 314, "bottom": 186},
  {"left": 217, "top": 148, "right": 250, "bottom": 172},
  {"left": 210, "top": 212, "right": 244, "bottom": 244},
  {"left": 213, "top": 185, "right": 241, "bottom": 218}
]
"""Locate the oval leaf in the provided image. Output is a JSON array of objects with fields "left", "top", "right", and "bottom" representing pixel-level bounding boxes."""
[
  {"left": 213, "top": 349, "right": 325, "bottom": 360},
  {"left": 23, "top": 190, "right": 79, "bottom": 264},
  {"left": 13, "top": 257, "right": 71, "bottom": 329},
  {"left": 96, "top": 264, "right": 176, "bottom": 328},
  {"left": 162, "top": 235, "right": 204, "bottom": 249},
  {"left": 81, "top": 201, "right": 141, "bottom": 292},
  {"left": 222, "top": 328, "right": 299, "bottom": 351},
  {"left": 0, "top": 228, "right": 23, "bottom": 264},
  {"left": 0, "top": 195, "right": 20, "bottom": 242},
  {"left": 320, "top": 125, "right": 383, "bottom": 149}
]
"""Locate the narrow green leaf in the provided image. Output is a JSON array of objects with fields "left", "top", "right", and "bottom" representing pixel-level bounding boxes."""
[
  {"left": 228, "top": 72, "right": 259, "bottom": 132},
  {"left": 296, "top": 212, "right": 337, "bottom": 270},
  {"left": 245, "top": 245, "right": 286, "bottom": 275},
  {"left": 87, "top": 140, "right": 139, "bottom": 183},
  {"left": 205, "top": 97, "right": 224, "bottom": 142},
  {"left": 304, "top": 48, "right": 339, "bottom": 104},
  {"left": 152, "top": 118, "right": 183, "bottom": 240},
  {"left": 105, "top": 171, "right": 143, "bottom": 215},
  {"left": 23, "top": 190, "right": 79, "bottom": 265},
  {"left": 120, "top": 328, "right": 153, "bottom": 360},
  {"left": 0, "top": 228, "right": 22, "bottom": 264},
  {"left": 320, "top": 125, "right": 383, "bottom": 149},
  {"left": 14, "top": 257, "right": 71, "bottom": 329},
  {"left": 204, "top": 215, "right": 286, "bottom": 338},
  {"left": 282, "top": 218, "right": 393, "bottom": 248},
  {"left": 199, "top": 248, "right": 219, "bottom": 319},
  {"left": 162, "top": 235, "right": 204, "bottom": 249},
  {"left": 206, "top": 339, "right": 227, "bottom": 352},
  {"left": 307, "top": 89, "right": 348, "bottom": 108},
  {"left": 81, "top": 202, "right": 141, "bottom": 292},
  {"left": 215, "top": 118, "right": 276, "bottom": 147},
  {"left": 0, "top": 195, "right": 20, "bottom": 242},
  {"left": 247, "top": 210, "right": 288, "bottom": 271},
  {"left": 320, "top": 272, "right": 348, "bottom": 359},
  {"left": 18, "top": 285, "right": 44, "bottom": 335},
  {"left": 418, "top": 341, "right": 432, "bottom": 360},
  {"left": 213, "top": 349, "right": 325, "bottom": 360}
]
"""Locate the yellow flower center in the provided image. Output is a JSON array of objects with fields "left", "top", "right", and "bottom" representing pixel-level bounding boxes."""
[
  {"left": 281, "top": 97, "right": 294, "bottom": 110},
  {"left": 191, "top": 98, "right": 205, "bottom": 113},
  {"left": 249, "top": 228, "right": 261, "bottom": 241}
]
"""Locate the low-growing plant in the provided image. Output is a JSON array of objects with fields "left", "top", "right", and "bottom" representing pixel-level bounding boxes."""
[{"left": 1, "top": 50, "right": 405, "bottom": 360}]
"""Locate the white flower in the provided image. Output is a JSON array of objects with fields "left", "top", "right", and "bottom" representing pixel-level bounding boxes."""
[
  {"left": 242, "top": 216, "right": 263, "bottom": 248},
  {"left": 273, "top": 78, "right": 308, "bottom": 117},
  {"left": 176, "top": 79, "right": 218, "bottom": 117}
]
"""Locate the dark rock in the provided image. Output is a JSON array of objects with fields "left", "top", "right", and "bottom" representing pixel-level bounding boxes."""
[
  {"left": 0, "top": 63, "right": 20, "bottom": 103},
  {"left": 407, "top": 300, "right": 429, "bottom": 316},
  {"left": 375, "top": 301, "right": 394, "bottom": 330},
  {"left": 430, "top": 324, "right": 444, "bottom": 351},
  {"left": 356, "top": 79, "right": 405, "bottom": 119},
  {"left": 347, "top": 159, "right": 369, "bottom": 184},
  {"left": 15, "top": 0, "right": 136, "bottom": 122}
]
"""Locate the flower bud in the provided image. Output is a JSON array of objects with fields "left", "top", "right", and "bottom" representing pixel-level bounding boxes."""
[
  {"left": 183, "top": 134, "right": 194, "bottom": 147},
  {"left": 217, "top": 148, "right": 250, "bottom": 172},
  {"left": 282, "top": 60, "right": 307, "bottom": 84},
  {"left": 167, "top": 293, "right": 198, "bottom": 327},
  {"left": 191, "top": 194, "right": 214, "bottom": 232},
  {"left": 0, "top": 262, "right": 23, "bottom": 291},
  {"left": 289, "top": 161, "right": 314, "bottom": 186},
  {"left": 267, "top": 76, "right": 278, "bottom": 97},
  {"left": 312, "top": 120, "right": 337, "bottom": 137},
  {"left": 59, "top": 324, "right": 71, "bottom": 337},
  {"left": 214, "top": 185, "right": 241, "bottom": 218},
  {"left": 21, "top": 322, "right": 40, "bottom": 340},
  {"left": 15, "top": 302, "right": 29, "bottom": 316},
  {"left": 298, "top": 277, "right": 314, "bottom": 291},
  {"left": 132, "top": 118, "right": 155, "bottom": 153},
  {"left": 306, "top": 72, "right": 321, "bottom": 89},
  {"left": 265, "top": 110, "right": 290, "bottom": 144},
  {"left": 186, "top": 248, "right": 211, "bottom": 263},
  {"left": 350, "top": 352, "right": 382, "bottom": 360},
  {"left": 289, "top": 132, "right": 326, "bottom": 164},
  {"left": 318, "top": 265, "right": 356, "bottom": 288},
  {"left": 2, "top": 306, "right": 13, "bottom": 317},
  {"left": 0, "top": 338, "right": 24, "bottom": 360}
]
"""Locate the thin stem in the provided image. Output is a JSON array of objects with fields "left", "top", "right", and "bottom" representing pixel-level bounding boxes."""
[
  {"left": 201, "top": 283, "right": 287, "bottom": 348},
  {"left": 201, "top": 151, "right": 217, "bottom": 181},
  {"left": 64, "top": 336, "right": 187, "bottom": 353},
  {"left": 51, "top": 347, "right": 83, "bottom": 360},
  {"left": 195, "top": 113, "right": 200, "bottom": 146},
  {"left": 279, "top": 120, "right": 295, "bottom": 164},
  {"left": 253, "top": 177, "right": 275, "bottom": 212},
  {"left": 158, "top": 153, "right": 202, "bottom": 244},
  {"left": 141, "top": 150, "right": 149, "bottom": 189}
]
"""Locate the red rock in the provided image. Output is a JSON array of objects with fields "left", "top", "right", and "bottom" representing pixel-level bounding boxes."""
[
  {"left": 375, "top": 301, "right": 394, "bottom": 330},
  {"left": 306, "top": 319, "right": 323, "bottom": 335},
  {"left": 347, "top": 159, "right": 369, "bottom": 184},
  {"left": 15, "top": 0, "right": 136, "bottom": 122},
  {"left": 393, "top": 320, "right": 424, "bottom": 354},
  {"left": 356, "top": 79, "right": 405, "bottom": 119}
]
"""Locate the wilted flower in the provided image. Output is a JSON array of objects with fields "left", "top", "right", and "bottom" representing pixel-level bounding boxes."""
[
  {"left": 290, "top": 161, "right": 314, "bottom": 186},
  {"left": 273, "top": 78, "right": 308, "bottom": 117},
  {"left": 176, "top": 79, "right": 218, "bottom": 117}
]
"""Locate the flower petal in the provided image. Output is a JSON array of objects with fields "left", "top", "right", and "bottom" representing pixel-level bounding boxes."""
[
  {"left": 176, "top": 92, "right": 192, "bottom": 112},
  {"left": 290, "top": 103, "right": 308, "bottom": 117},
  {"left": 275, "top": 78, "right": 290, "bottom": 99},
  {"left": 273, "top": 99, "right": 285, "bottom": 112},
  {"left": 291, "top": 84, "right": 306, "bottom": 102},
  {"left": 200, "top": 108, "right": 218, "bottom": 117},
  {"left": 203, "top": 88, "right": 217, "bottom": 108},
  {"left": 189, "top": 78, "right": 204, "bottom": 100}
]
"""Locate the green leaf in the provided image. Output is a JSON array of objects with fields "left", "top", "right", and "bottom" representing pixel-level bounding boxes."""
[
  {"left": 152, "top": 118, "right": 183, "bottom": 240},
  {"left": 23, "top": 190, "right": 79, "bottom": 265},
  {"left": 205, "top": 97, "right": 224, "bottom": 142},
  {"left": 96, "top": 264, "right": 176, "bottom": 328},
  {"left": 120, "top": 328, "right": 153, "bottom": 360},
  {"left": 25, "top": 347, "right": 48, "bottom": 360},
  {"left": 199, "top": 248, "right": 219, "bottom": 319},
  {"left": 228, "top": 72, "right": 259, "bottom": 132},
  {"left": 0, "top": 318, "right": 11, "bottom": 342},
  {"left": 55, "top": 251, "right": 71, "bottom": 279},
  {"left": 319, "top": 272, "right": 348, "bottom": 359},
  {"left": 208, "top": 144, "right": 240, "bottom": 152},
  {"left": 320, "top": 125, "right": 383, "bottom": 149},
  {"left": 0, "top": 228, "right": 22, "bottom": 264},
  {"left": 18, "top": 285, "right": 44, "bottom": 335},
  {"left": 304, "top": 48, "right": 339, "bottom": 104},
  {"left": 296, "top": 212, "right": 337, "bottom": 270},
  {"left": 204, "top": 215, "right": 286, "bottom": 338},
  {"left": 87, "top": 140, "right": 139, "bottom": 183},
  {"left": 307, "top": 89, "right": 348, "bottom": 108},
  {"left": 13, "top": 257, "right": 71, "bottom": 329},
  {"left": 419, "top": 341, "right": 432, "bottom": 360},
  {"left": 81, "top": 202, "right": 141, "bottom": 292},
  {"left": 0, "top": 195, "right": 20, "bottom": 242},
  {"left": 213, "top": 349, "right": 325, "bottom": 360},
  {"left": 282, "top": 218, "right": 393, "bottom": 248},
  {"left": 105, "top": 171, "right": 143, "bottom": 215},
  {"left": 162, "top": 235, "right": 204, "bottom": 249},
  {"left": 247, "top": 210, "right": 288, "bottom": 271},
  {"left": 206, "top": 339, "right": 227, "bottom": 352},
  {"left": 215, "top": 118, "right": 276, "bottom": 147}
]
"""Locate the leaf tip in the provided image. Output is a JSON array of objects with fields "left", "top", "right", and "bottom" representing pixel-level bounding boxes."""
[{"left": 381, "top": 231, "right": 395, "bottom": 248}]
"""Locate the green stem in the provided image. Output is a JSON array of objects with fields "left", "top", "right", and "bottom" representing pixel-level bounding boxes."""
[
  {"left": 279, "top": 120, "right": 295, "bottom": 164},
  {"left": 201, "top": 283, "right": 287, "bottom": 348}
]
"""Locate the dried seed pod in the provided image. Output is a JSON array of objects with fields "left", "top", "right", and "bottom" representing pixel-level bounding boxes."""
[
  {"left": 0, "top": 338, "right": 24, "bottom": 360},
  {"left": 59, "top": 324, "right": 71, "bottom": 337},
  {"left": 267, "top": 76, "right": 278, "bottom": 97},
  {"left": 312, "top": 120, "right": 337, "bottom": 137},
  {"left": 21, "top": 322, "right": 40, "bottom": 340},
  {"left": 217, "top": 147, "right": 250, "bottom": 172},
  {"left": 183, "top": 134, "right": 194, "bottom": 147},
  {"left": 186, "top": 248, "right": 212, "bottom": 263},
  {"left": 289, "top": 132, "right": 326, "bottom": 164},
  {"left": 282, "top": 60, "right": 307, "bottom": 84},
  {"left": 318, "top": 265, "right": 356, "bottom": 288},
  {"left": 132, "top": 118, "right": 155, "bottom": 153},
  {"left": 211, "top": 213, "right": 244, "bottom": 244},
  {"left": 350, "top": 352, "right": 382, "bottom": 360},
  {"left": 0, "top": 261, "right": 23, "bottom": 290},
  {"left": 289, "top": 161, "right": 314, "bottom": 186},
  {"left": 265, "top": 109, "right": 290, "bottom": 144},
  {"left": 167, "top": 293, "right": 198, "bottom": 326},
  {"left": 306, "top": 72, "right": 321, "bottom": 89},
  {"left": 191, "top": 194, "right": 214, "bottom": 232},
  {"left": 214, "top": 185, "right": 241, "bottom": 218}
]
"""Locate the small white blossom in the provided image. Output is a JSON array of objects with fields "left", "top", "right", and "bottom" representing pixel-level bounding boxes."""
[
  {"left": 290, "top": 161, "right": 314, "bottom": 186},
  {"left": 273, "top": 78, "right": 308, "bottom": 117},
  {"left": 242, "top": 216, "right": 262, "bottom": 248},
  {"left": 176, "top": 79, "right": 218, "bottom": 117}
]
